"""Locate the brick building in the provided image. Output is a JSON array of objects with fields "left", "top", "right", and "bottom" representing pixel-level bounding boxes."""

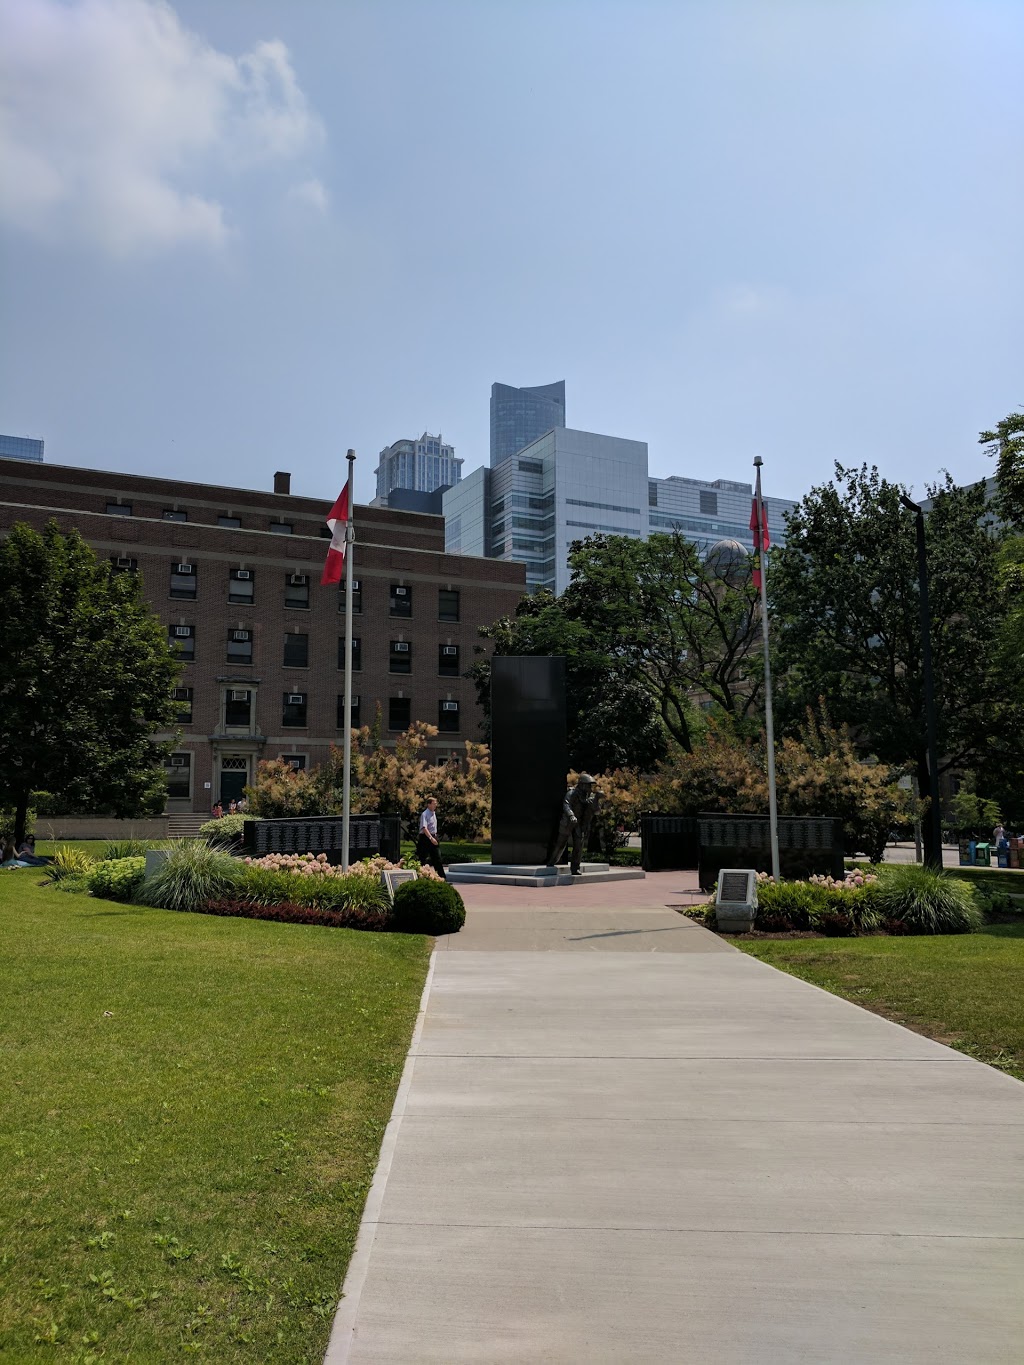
[{"left": 0, "top": 458, "right": 526, "bottom": 813}]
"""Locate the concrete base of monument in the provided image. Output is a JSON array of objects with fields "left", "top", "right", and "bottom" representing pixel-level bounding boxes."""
[{"left": 445, "top": 862, "right": 646, "bottom": 888}]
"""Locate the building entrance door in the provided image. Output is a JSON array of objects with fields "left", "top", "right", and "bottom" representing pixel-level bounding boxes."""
[{"left": 220, "top": 756, "right": 248, "bottom": 805}]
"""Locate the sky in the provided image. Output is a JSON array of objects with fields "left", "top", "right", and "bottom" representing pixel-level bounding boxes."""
[{"left": 1, "top": 0, "right": 1021, "bottom": 507}]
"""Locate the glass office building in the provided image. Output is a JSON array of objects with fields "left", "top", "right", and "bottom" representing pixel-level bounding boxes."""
[
  {"left": 647, "top": 475, "right": 795, "bottom": 556},
  {"left": 0, "top": 434, "right": 44, "bottom": 462},
  {"left": 490, "top": 381, "right": 566, "bottom": 466},
  {"left": 373, "top": 432, "right": 462, "bottom": 506}
]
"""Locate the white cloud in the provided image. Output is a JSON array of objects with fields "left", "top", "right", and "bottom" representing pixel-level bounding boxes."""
[
  {"left": 288, "top": 177, "right": 329, "bottom": 213},
  {"left": 0, "top": 0, "right": 325, "bottom": 254}
]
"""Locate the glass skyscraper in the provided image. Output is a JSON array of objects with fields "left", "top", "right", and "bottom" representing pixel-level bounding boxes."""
[
  {"left": 0, "top": 434, "right": 44, "bottom": 463},
  {"left": 373, "top": 431, "right": 462, "bottom": 506},
  {"left": 490, "top": 380, "right": 566, "bottom": 466}
]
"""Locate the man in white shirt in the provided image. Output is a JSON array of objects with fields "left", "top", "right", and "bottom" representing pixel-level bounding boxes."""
[{"left": 417, "top": 797, "right": 447, "bottom": 879}]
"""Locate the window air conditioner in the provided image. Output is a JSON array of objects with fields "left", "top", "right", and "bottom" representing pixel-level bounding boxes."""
[
  {"left": 230, "top": 690, "right": 249, "bottom": 702},
  {"left": 174, "top": 626, "right": 191, "bottom": 637},
  {"left": 235, "top": 570, "right": 251, "bottom": 580},
  {"left": 170, "top": 756, "right": 187, "bottom": 767},
  {"left": 289, "top": 574, "right": 307, "bottom": 586},
  {"left": 442, "top": 646, "right": 457, "bottom": 655},
  {"left": 394, "top": 586, "right": 408, "bottom": 595},
  {"left": 442, "top": 701, "right": 459, "bottom": 711},
  {"left": 351, "top": 579, "right": 360, "bottom": 591},
  {"left": 176, "top": 563, "right": 193, "bottom": 574},
  {"left": 172, "top": 688, "right": 189, "bottom": 701},
  {"left": 394, "top": 642, "right": 410, "bottom": 652},
  {"left": 116, "top": 557, "right": 133, "bottom": 568},
  {"left": 351, "top": 695, "right": 360, "bottom": 706},
  {"left": 233, "top": 630, "right": 250, "bottom": 641},
  {"left": 287, "top": 693, "right": 304, "bottom": 705}
]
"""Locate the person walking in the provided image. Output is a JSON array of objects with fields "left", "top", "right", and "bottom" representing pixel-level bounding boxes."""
[{"left": 416, "top": 797, "right": 447, "bottom": 880}]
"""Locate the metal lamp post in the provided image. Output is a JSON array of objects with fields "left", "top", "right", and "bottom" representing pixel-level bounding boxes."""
[{"left": 899, "top": 493, "right": 943, "bottom": 869}]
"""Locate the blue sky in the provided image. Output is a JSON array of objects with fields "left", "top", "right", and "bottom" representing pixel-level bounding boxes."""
[{"left": 1, "top": 0, "right": 1021, "bottom": 507}]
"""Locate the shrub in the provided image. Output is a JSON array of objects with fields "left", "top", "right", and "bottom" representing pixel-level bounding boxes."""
[
  {"left": 391, "top": 878, "right": 466, "bottom": 935},
  {"left": 199, "top": 813, "right": 253, "bottom": 847},
  {"left": 43, "top": 845, "right": 94, "bottom": 883},
  {"left": 87, "top": 855, "right": 147, "bottom": 902},
  {"left": 198, "top": 899, "right": 392, "bottom": 932},
  {"left": 872, "top": 864, "right": 982, "bottom": 934},
  {"left": 102, "top": 839, "right": 148, "bottom": 861},
  {"left": 746, "top": 879, "right": 880, "bottom": 935},
  {"left": 238, "top": 862, "right": 391, "bottom": 914},
  {"left": 138, "top": 840, "right": 242, "bottom": 912},
  {"left": 51, "top": 873, "right": 90, "bottom": 895},
  {"left": 608, "top": 847, "right": 642, "bottom": 867}
]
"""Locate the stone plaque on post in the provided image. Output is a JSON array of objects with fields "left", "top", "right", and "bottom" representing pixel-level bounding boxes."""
[{"left": 490, "top": 656, "right": 568, "bottom": 866}]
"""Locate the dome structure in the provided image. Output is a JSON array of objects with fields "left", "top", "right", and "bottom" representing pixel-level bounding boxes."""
[{"left": 704, "top": 537, "right": 751, "bottom": 584}]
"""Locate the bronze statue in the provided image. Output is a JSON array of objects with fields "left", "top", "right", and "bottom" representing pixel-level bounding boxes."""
[{"left": 547, "top": 773, "right": 600, "bottom": 875}]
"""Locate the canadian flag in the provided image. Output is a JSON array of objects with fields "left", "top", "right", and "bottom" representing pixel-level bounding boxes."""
[
  {"left": 321, "top": 486, "right": 350, "bottom": 585},
  {"left": 749, "top": 497, "right": 770, "bottom": 589}
]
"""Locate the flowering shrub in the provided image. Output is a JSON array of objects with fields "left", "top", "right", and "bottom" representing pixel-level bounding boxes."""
[
  {"left": 87, "top": 855, "right": 146, "bottom": 902},
  {"left": 808, "top": 871, "right": 878, "bottom": 889}
]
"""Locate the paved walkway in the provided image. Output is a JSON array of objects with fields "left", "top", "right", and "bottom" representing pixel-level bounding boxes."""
[{"left": 326, "top": 872, "right": 1024, "bottom": 1364}]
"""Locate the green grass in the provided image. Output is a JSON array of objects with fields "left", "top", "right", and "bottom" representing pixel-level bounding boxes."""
[
  {"left": 0, "top": 870, "right": 430, "bottom": 1363},
  {"left": 34, "top": 840, "right": 165, "bottom": 860},
  {"left": 739, "top": 925, "right": 1024, "bottom": 1081}
]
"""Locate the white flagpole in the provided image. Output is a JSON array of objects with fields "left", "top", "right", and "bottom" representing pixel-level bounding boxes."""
[
  {"left": 341, "top": 449, "right": 356, "bottom": 873},
  {"left": 754, "top": 456, "right": 781, "bottom": 881}
]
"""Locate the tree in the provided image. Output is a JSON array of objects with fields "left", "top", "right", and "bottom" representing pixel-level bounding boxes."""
[
  {"left": 471, "top": 590, "right": 668, "bottom": 773},
  {"left": 980, "top": 408, "right": 1024, "bottom": 527},
  {"left": 769, "top": 464, "right": 1011, "bottom": 865},
  {"left": 0, "top": 521, "right": 182, "bottom": 845}
]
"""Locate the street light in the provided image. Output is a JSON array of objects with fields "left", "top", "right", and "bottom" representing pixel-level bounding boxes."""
[{"left": 899, "top": 493, "right": 943, "bottom": 869}]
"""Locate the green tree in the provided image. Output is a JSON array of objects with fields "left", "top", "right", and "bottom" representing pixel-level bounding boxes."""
[
  {"left": 769, "top": 464, "right": 1010, "bottom": 865},
  {"left": 980, "top": 408, "right": 1024, "bottom": 527},
  {"left": 470, "top": 589, "right": 668, "bottom": 773},
  {"left": 0, "top": 521, "right": 182, "bottom": 845}
]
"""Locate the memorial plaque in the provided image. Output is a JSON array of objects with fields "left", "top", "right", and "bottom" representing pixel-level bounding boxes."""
[
  {"left": 696, "top": 814, "right": 844, "bottom": 890},
  {"left": 242, "top": 813, "right": 401, "bottom": 864},
  {"left": 491, "top": 655, "right": 568, "bottom": 866}
]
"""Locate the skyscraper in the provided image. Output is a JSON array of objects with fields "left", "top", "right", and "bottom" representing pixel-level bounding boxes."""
[
  {"left": 372, "top": 432, "right": 462, "bottom": 509},
  {"left": 489, "top": 381, "right": 566, "bottom": 465},
  {"left": 0, "top": 434, "right": 44, "bottom": 462}
]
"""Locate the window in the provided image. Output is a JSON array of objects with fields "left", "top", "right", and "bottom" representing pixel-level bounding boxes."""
[
  {"left": 162, "top": 509, "right": 187, "bottom": 522},
  {"left": 438, "top": 700, "right": 460, "bottom": 733},
  {"left": 338, "top": 636, "right": 362, "bottom": 671},
  {"left": 110, "top": 556, "right": 137, "bottom": 574},
  {"left": 389, "top": 584, "right": 412, "bottom": 617},
  {"left": 337, "top": 694, "right": 361, "bottom": 728},
  {"left": 227, "top": 628, "right": 252, "bottom": 664},
  {"left": 172, "top": 686, "right": 193, "bottom": 724},
  {"left": 438, "top": 588, "right": 460, "bottom": 622},
  {"left": 106, "top": 502, "right": 132, "bottom": 516},
  {"left": 389, "top": 640, "right": 412, "bottom": 674},
  {"left": 284, "top": 633, "right": 309, "bottom": 668},
  {"left": 699, "top": 490, "right": 718, "bottom": 516},
  {"left": 283, "top": 692, "right": 307, "bottom": 727},
  {"left": 338, "top": 579, "right": 362, "bottom": 613},
  {"left": 388, "top": 697, "right": 411, "bottom": 731},
  {"left": 169, "top": 624, "right": 194, "bottom": 661},
  {"left": 284, "top": 573, "right": 310, "bottom": 609},
  {"left": 229, "top": 568, "right": 254, "bottom": 604},
  {"left": 165, "top": 751, "right": 192, "bottom": 799},
  {"left": 518, "top": 459, "right": 543, "bottom": 475},
  {"left": 270, "top": 521, "right": 293, "bottom": 535},
  {"left": 225, "top": 688, "right": 252, "bottom": 727},
  {"left": 169, "top": 562, "right": 197, "bottom": 600},
  {"left": 438, "top": 644, "right": 460, "bottom": 677},
  {"left": 218, "top": 515, "right": 241, "bottom": 529},
  {"left": 649, "top": 482, "right": 659, "bottom": 508},
  {"left": 282, "top": 754, "right": 307, "bottom": 771}
]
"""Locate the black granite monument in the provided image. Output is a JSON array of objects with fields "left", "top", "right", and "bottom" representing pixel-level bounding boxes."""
[{"left": 490, "top": 655, "right": 568, "bottom": 865}]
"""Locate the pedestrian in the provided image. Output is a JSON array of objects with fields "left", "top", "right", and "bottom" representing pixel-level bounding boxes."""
[
  {"left": 416, "top": 797, "right": 447, "bottom": 880},
  {"left": 993, "top": 822, "right": 1006, "bottom": 847}
]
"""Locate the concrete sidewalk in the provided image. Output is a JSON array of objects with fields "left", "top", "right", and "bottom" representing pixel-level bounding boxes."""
[{"left": 326, "top": 873, "right": 1024, "bottom": 1364}]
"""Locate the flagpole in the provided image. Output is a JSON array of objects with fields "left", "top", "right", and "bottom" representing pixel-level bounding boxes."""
[
  {"left": 754, "top": 456, "right": 781, "bottom": 881},
  {"left": 341, "top": 449, "right": 356, "bottom": 873}
]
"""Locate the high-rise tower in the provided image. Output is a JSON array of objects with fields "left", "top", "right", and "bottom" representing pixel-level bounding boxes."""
[{"left": 489, "top": 381, "right": 565, "bottom": 465}]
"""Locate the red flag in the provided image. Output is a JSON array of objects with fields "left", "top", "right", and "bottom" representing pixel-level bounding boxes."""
[
  {"left": 750, "top": 497, "right": 770, "bottom": 589},
  {"left": 321, "top": 486, "right": 350, "bottom": 585}
]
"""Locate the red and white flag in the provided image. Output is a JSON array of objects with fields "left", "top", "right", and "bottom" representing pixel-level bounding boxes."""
[
  {"left": 321, "top": 486, "right": 350, "bottom": 585},
  {"left": 749, "top": 497, "right": 770, "bottom": 589}
]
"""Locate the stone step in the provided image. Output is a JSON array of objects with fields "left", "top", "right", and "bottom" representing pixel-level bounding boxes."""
[{"left": 447, "top": 862, "right": 646, "bottom": 888}]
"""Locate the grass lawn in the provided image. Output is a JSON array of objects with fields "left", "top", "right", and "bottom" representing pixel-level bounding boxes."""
[
  {"left": 34, "top": 841, "right": 167, "bottom": 859},
  {"left": 739, "top": 925, "right": 1024, "bottom": 1081},
  {"left": 0, "top": 871, "right": 430, "bottom": 1363},
  {"left": 400, "top": 839, "right": 490, "bottom": 864}
]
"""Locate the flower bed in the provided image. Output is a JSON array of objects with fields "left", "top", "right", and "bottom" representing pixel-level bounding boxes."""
[{"left": 198, "top": 898, "right": 393, "bottom": 931}]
